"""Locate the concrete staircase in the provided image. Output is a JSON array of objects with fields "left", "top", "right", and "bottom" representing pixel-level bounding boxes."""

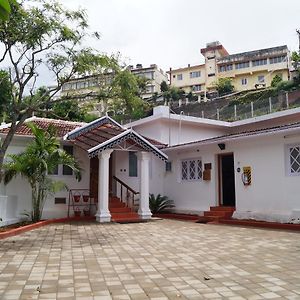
[
  {"left": 109, "top": 196, "right": 143, "bottom": 223},
  {"left": 197, "top": 206, "right": 235, "bottom": 223}
]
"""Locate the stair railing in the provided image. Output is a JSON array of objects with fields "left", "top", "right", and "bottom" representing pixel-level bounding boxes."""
[{"left": 112, "top": 175, "right": 139, "bottom": 209}]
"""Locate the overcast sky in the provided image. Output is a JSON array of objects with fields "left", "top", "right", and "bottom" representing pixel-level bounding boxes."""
[{"left": 61, "top": 0, "right": 300, "bottom": 73}]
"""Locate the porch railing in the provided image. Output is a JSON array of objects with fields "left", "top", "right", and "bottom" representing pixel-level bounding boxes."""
[{"left": 112, "top": 175, "right": 139, "bottom": 209}]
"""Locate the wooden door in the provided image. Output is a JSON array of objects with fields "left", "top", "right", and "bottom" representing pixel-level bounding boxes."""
[
  {"left": 89, "top": 157, "right": 99, "bottom": 199},
  {"left": 89, "top": 154, "right": 114, "bottom": 199}
]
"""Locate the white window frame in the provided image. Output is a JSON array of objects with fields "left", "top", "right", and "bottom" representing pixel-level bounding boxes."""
[
  {"left": 177, "top": 74, "right": 183, "bottom": 80},
  {"left": 180, "top": 158, "right": 202, "bottom": 182},
  {"left": 285, "top": 143, "right": 300, "bottom": 176},
  {"left": 241, "top": 78, "right": 247, "bottom": 85},
  {"left": 190, "top": 71, "right": 201, "bottom": 78},
  {"left": 258, "top": 75, "right": 265, "bottom": 83}
]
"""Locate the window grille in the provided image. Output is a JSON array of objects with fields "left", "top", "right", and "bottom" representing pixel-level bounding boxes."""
[{"left": 181, "top": 159, "right": 202, "bottom": 181}]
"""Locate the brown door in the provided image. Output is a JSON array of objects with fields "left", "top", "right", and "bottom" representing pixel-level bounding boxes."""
[
  {"left": 89, "top": 157, "right": 99, "bottom": 199},
  {"left": 89, "top": 154, "right": 114, "bottom": 199}
]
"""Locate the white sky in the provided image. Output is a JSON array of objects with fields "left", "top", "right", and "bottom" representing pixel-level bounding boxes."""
[{"left": 61, "top": 0, "right": 300, "bottom": 73}]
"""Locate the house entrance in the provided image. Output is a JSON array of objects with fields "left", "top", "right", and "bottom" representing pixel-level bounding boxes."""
[
  {"left": 89, "top": 154, "right": 114, "bottom": 199},
  {"left": 218, "top": 153, "right": 236, "bottom": 207}
]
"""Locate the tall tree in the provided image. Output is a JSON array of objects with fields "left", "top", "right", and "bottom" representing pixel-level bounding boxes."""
[
  {"left": 4, "top": 123, "right": 81, "bottom": 222},
  {"left": 214, "top": 78, "right": 234, "bottom": 96},
  {"left": 93, "top": 69, "right": 149, "bottom": 119},
  {"left": 0, "top": 0, "right": 116, "bottom": 181}
]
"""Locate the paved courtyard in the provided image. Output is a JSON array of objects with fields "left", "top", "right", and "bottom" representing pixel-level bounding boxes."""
[{"left": 0, "top": 220, "right": 299, "bottom": 300}]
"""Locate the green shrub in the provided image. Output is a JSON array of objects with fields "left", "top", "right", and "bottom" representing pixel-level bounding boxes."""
[{"left": 149, "top": 193, "right": 175, "bottom": 214}]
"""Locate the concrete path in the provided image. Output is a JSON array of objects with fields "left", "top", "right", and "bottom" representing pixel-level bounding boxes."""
[{"left": 0, "top": 220, "right": 299, "bottom": 299}]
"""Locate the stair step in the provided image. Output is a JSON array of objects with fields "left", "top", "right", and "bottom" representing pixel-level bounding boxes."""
[
  {"left": 204, "top": 211, "right": 233, "bottom": 218},
  {"left": 154, "top": 213, "right": 199, "bottom": 221},
  {"left": 109, "top": 202, "right": 126, "bottom": 208},
  {"left": 210, "top": 206, "right": 235, "bottom": 212},
  {"left": 111, "top": 212, "right": 138, "bottom": 217},
  {"left": 110, "top": 207, "right": 132, "bottom": 213}
]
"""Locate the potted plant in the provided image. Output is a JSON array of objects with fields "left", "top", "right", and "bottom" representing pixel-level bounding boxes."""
[
  {"left": 82, "top": 195, "right": 89, "bottom": 203},
  {"left": 74, "top": 206, "right": 81, "bottom": 217},
  {"left": 73, "top": 194, "right": 81, "bottom": 203},
  {"left": 83, "top": 206, "right": 90, "bottom": 216}
]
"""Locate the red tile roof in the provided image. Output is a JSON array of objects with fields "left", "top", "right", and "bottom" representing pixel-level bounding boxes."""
[
  {"left": 0, "top": 116, "right": 166, "bottom": 147},
  {"left": 0, "top": 117, "right": 85, "bottom": 138}
]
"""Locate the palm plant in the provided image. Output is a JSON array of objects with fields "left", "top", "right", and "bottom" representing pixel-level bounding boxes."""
[
  {"left": 4, "top": 123, "right": 81, "bottom": 222},
  {"left": 149, "top": 193, "right": 175, "bottom": 214}
]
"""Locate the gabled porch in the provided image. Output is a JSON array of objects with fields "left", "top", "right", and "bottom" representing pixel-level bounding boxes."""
[{"left": 64, "top": 116, "right": 167, "bottom": 223}]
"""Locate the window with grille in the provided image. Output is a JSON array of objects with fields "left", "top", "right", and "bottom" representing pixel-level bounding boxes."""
[
  {"left": 181, "top": 159, "right": 202, "bottom": 181},
  {"left": 288, "top": 145, "right": 300, "bottom": 175}
]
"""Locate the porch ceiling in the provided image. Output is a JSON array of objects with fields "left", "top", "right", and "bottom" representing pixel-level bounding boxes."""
[{"left": 63, "top": 116, "right": 168, "bottom": 161}]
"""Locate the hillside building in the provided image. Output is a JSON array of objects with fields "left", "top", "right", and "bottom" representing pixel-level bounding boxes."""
[
  {"left": 128, "top": 64, "right": 168, "bottom": 99},
  {"left": 169, "top": 41, "right": 291, "bottom": 98},
  {"left": 60, "top": 64, "right": 167, "bottom": 104}
]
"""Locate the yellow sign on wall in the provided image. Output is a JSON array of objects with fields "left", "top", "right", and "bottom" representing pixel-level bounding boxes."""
[{"left": 242, "top": 166, "right": 252, "bottom": 185}]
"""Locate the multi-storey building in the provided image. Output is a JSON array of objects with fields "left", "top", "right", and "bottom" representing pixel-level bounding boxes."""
[
  {"left": 61, "top": 73, "right": 114, "bottom": 101},
  {"left": 61, "top": 64, "right": 168, "bottom": 101},
  {"left": 128, "top": 64, "right": 168, "bottom": 99},
  {"left": 169, "top": 41, "right": 291, "bottom": 98}
]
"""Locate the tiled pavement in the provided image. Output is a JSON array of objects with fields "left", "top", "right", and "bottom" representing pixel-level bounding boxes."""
[{"left": 0, "top": 220, "right": 300, "bottom": 300}]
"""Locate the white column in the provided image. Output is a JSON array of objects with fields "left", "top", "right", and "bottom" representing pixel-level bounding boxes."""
[
  {"left": 95, "top": 149, "right": 113, "bottom": 223},
  {"left": 138, "top": 152, "right": 152, "bottom": 219}
]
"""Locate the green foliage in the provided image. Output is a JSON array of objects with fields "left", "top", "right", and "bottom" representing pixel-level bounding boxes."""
[
  {"left": 0, "top": 0, "right": 14, "bottom": 21},
  {"left": 275, "top": 80, "right": 298, "bottom": 92},
  {"left": 186, "top": 92, "right": 193, "bottom": 101},
  {"left": 0, "top": 70, "right": 12, "bottom": 118},
  {"left": 109, "top": 69, "right": 150, "bottom": 118},
  {"left": 160, "top": 80, "right": 168, "bottom": 92},
  {"left": 162, "top": 86, "right": 185, "bottom": 103},
  {"left": 149, "top": 193, "right": 175, "bottom": 214},
  {"left": 291, "top": 51, "right": 300, "bottom": 71},
  {"left": 0, "top": 0, "right": 116, "bottom": 179},
  {"left": 50, "top": 100, "right": 86, "bottom": 122},
  {"left": 4, "top": 123, "right": 81, "bottom": 222},
  {"left": 214, "top": 78, "right": 234, "bottom": 96},
  {"left": 271, "top": 75, "right": 283, "bottom": 87}
]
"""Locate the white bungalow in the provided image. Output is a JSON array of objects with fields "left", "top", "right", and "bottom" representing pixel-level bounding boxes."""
[
  {"left": 1, "top": 105, "right": 300, "bottom": 225},
  {"left": 0, "top": 115, "right": 167, "bottom": 225}
]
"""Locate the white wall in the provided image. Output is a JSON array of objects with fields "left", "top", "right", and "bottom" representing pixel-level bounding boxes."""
[
  {"left": 43, "top": 145, "right": 90, "bottom": 219},
  {"left": 113, "top": 150, "right": 165, "bottom": 200},
  {"left": 4, "top": 138, "right": 90, "bottom": 220},
  {"left": 164, "top": 132, "right": 300, "bottom": 222},
  {"left": 0, "top": 195, "right": 18, "bottom": 226},
  {"left": 4, "top": 138, "right": 33, "bottom": 221},
  {"left": 133, "top": 119, "right": 228, "bottom": 146},
  {"left": 164, "top": 143, "right": 228, "bottom": 214},
  {"left": 232, "top": 134, "right": 300, "bottom": 222}
]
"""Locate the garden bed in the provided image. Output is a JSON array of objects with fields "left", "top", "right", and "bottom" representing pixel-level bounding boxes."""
[
  {"left": 0, "top": 217, "right": 95, "bottom": 240},
  {"left": 0, "top": 221, "right": 33, "bottom": 233}
]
